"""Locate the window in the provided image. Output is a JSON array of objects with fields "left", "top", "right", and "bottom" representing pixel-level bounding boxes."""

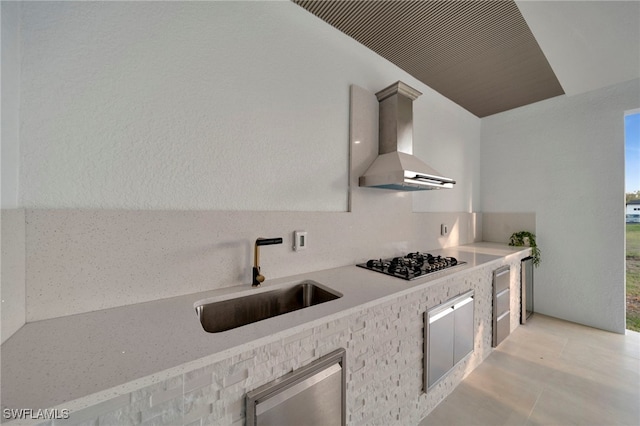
[
  {"left": 626, "top": 111, "right": 640, "bottom": 197},
  {"left": 625, "top": 109, "right": 640, "bottom": 331}
]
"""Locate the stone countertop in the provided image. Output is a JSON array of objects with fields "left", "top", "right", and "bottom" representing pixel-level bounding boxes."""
[{"left": 0, "top": 243, "right": 529, "bottom": 415}]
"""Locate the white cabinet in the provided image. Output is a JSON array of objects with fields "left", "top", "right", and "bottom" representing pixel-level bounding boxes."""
[{"left": 424, "top": 291, "right": 474, "bottom": 391}]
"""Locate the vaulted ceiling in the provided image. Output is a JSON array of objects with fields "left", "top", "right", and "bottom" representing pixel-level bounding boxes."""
[{"left": 293, "top": 0, "right": 640, "bottom": 118}]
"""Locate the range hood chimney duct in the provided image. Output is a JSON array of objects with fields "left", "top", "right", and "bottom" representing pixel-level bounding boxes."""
[{"left": 359, "top": 81, "right": 456, "bottom": 191}]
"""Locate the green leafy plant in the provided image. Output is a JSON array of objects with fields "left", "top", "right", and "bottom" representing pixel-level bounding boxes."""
[{"left": 509, "top": 231, "right": 541, "bottom": 267}]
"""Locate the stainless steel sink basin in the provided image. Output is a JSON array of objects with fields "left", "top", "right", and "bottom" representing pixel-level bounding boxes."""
[{"left": 195, "top": 281, "right": 342, "bottom": 333}]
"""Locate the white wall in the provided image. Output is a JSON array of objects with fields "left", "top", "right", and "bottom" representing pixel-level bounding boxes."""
[
  {"left": 19, "top": 87, "right": 480, "bottom": 322},
  {"left": 1, "top": 1, "right": 481, "bottom": 324},
  {"left": 15, "top": 0, "right": 478, "bottom": 212},
  {"left": 1, "top": 1, "right": 25, "bottom": 344},
  {"left": 413, "top": 96, "right": 481, "bottom": 213},
  {"left": 481, "top": 78, "right": 640, "bottom": 334},
  {"left": 1, "top": 0, "right": 21, "bottom": 208},
  {"left": 515, "top": 0, "right": 640, "bottom": 97}
]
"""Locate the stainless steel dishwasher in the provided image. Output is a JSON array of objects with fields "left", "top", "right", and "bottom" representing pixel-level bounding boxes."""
[
  {"left": 492, "top": 266, "right": 511, "bottom": 347},
  {"left": 245, "top": 348, "right": 346, "bottom": 426}
]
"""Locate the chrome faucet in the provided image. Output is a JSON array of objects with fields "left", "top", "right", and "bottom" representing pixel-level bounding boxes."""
[{"left": 252, "top": 237, "right": 283, "bottom": 287}]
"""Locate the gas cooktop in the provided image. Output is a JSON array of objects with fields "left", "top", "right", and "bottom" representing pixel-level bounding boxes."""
[{"left": 357, "top": 252, "right": 466, "bottom": 281}]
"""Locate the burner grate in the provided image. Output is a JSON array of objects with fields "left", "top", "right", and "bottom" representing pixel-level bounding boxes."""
[{"left": 357, "top": 252, "right": 466, "bottom": 281}]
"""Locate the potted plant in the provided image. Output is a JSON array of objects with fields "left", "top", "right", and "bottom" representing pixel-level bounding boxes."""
[{"left": 509, "top": 231, "right": 541, "bottom": 267}]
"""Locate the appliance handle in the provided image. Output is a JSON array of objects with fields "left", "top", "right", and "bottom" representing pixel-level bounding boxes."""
[
  {"left": 453, "top": 296, "right": 474, "bottom": 311},
  {"left": 412, "top": 174, "right": 456, "bottom": 185}
]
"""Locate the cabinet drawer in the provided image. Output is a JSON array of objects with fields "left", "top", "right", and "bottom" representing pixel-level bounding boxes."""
[
  {"left": 493, "top": 266, "right": 510, "bottom": 293},
  {"left": 495, "top": 288, "right": 510, "bottom": 317},
  {"left": 492, "top": 266, "right": 511, "bottom": 348},
  {"left": 493, "top": 311, "right": 510, "bottom": 347},
  {"left": 246, "top": 348, "right": 346, "bottom": 426}
]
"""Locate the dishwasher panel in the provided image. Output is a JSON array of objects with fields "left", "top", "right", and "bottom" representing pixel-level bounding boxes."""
[{"left": 246, "top": 348, "right": 346, "bottom": 426}]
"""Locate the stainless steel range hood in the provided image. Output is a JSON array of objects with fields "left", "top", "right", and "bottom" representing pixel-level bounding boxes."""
[{"left": 359, "top": 81, "right": 456, "bottom": 191}]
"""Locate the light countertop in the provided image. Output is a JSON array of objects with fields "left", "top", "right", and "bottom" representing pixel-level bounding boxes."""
[{"left": 0, "top": 243, "right": 529, "bottom": 414}]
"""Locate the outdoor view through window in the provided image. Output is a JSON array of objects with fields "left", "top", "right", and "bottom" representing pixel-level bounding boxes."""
[{"left": 625, "top": 110, "right": 640, "bottom": 331}]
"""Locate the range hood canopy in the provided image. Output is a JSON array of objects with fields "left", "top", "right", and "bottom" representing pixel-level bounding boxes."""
[{"left": 359, "top": 81, "right": 456, "bottom": 191}]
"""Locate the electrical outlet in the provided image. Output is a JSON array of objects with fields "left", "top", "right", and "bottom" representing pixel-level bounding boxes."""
[
  {"left": 293, "top": 230, "right": 307, "bottom": 251},
  {"left": 441, "top": 224, "right": 449, "bottom": 236}
]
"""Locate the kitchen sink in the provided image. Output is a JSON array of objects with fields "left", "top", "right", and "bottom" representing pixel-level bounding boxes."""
[{"left": 195, "top": 281, "right": 342, "bottom": 333}]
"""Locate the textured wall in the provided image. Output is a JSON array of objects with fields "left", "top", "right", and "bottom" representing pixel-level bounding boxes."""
[
  {"left": 481, "top": 79, "right": 640, "bottom": 333},
  {"left": 15, "top": 1, "right": 479, "bottom": 212}
]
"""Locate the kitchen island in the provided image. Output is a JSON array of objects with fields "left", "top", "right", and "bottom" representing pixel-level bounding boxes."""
[{"left": 1, "top": 243, "right": 530, "bottom": 425}]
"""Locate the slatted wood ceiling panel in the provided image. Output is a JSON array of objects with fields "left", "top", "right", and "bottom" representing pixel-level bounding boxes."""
[{"left": 293, "top": 0, "right": 564, "bottom": 117}]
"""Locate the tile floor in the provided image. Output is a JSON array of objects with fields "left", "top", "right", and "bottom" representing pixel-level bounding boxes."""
[{"left": 419, "top": 314, "right": 640, "bottom": 426}]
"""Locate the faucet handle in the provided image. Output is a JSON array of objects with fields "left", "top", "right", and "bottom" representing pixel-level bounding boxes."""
[{"left": 252, "top": 266, "right": 265, "bottom": 287}]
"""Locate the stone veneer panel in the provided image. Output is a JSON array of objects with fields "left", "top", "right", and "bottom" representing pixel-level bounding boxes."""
[{"left": 32, "top": 256, "right": 522, "bottom": 426}]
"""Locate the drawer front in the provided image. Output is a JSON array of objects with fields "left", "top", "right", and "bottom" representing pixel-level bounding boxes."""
[
  {"left": 492, "top": 266, "right": 511, "bottom": 348},
  {"left": 246, "top": 349, "right": 346, "bottom": 426},
  {"left": 495, "top": 288, "right": 510, "bottom": 317},
  {"left": 493, "top": 266, "right": 510, "bottom": 293},
  {"left": 493, "top": 311, "right": 510, "bottom": 347}
]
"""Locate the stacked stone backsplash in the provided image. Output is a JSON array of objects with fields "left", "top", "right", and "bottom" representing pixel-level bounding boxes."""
[{"left": 43, "top": 256, "right": 521, "bottom": 426}]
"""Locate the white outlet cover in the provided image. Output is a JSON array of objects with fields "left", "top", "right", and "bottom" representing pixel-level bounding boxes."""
[{"left": 294, "top": 230, "right": 308, "bottom": 251}]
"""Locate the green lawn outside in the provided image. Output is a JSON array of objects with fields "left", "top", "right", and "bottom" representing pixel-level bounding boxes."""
[{"left": 626, "top": 223, "right": 640, "bottom": 331}]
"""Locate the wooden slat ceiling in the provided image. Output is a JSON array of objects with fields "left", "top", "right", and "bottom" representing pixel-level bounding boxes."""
[{"left": 293, "top": 0, "right": 565, "bottom": 117}]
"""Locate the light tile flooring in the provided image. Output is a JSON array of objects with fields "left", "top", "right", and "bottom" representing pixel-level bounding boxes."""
[{"left": 419, "top": 314, "right": 640, "bottom": 426}]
